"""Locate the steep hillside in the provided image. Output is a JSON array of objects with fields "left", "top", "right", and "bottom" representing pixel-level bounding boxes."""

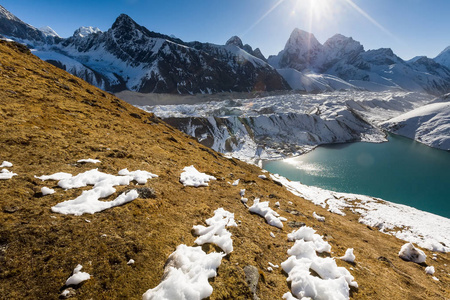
[{"left": 0, "top": 41, "right": 449, "bottom": 299}]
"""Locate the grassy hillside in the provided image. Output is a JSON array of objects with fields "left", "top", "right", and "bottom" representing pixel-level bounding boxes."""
[{"left": 0, "top": 40, "right": 448, "bottom": 299}]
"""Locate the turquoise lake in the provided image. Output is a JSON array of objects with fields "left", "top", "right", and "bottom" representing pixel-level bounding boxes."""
[{"left": 263, "top": 134, "right": 450, "bottom": 218}]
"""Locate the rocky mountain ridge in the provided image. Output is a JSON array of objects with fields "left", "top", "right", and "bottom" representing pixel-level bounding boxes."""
[
  {"left": 0, "top": 6, "right": 288, "bottom": 94},
  {"left": 268, "top": 28, "right": 450, "bottom": 95}
]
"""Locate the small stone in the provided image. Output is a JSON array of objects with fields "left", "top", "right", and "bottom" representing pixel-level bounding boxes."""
[
  {"left": 287, "top": 221, "right": 305, "bottom": 228},
  {"left": 135, "top": 187, "right": 156, "bottom": 199},
  {"left": 60, "top": 287, "right": 76, "bottom": 299},
  {"left": 244, "top": 265, "right": 260, "bottom": 300},
  {"left": 3, "top": 206, "right": 19, "bottom": 213}
]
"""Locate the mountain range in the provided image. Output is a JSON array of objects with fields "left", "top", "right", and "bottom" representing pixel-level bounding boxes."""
[{"left": 1, "top": 4, "right": 450, "bottom": 95}]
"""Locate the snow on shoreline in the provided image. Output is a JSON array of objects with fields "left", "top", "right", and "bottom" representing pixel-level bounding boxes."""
[{"left": 271, "top": 174, "right": 450, "bottom": 253}]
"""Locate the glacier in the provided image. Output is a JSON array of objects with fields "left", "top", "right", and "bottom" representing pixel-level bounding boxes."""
[{"left": 135, "top": 90, "right": 433, "bottom": 162}]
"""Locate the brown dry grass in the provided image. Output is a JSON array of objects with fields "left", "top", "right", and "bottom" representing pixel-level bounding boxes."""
[{"left": 0, "top": 40, "right": 449, "bottom": 299}]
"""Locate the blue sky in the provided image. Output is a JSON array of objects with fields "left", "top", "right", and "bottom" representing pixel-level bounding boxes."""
[{"left": 2, "top": 0, "right": 449, "bottom": 60}]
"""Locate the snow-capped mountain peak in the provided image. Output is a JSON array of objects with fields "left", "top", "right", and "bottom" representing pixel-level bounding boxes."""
[
  {"left": 39, "top": 26, "right": 60, "bottom": 38},
  {"left": 434, "top": 45, "right": 450, "bottom": 69},
  {"left": 73, "top": 26, "right": 102, "bottom": 38},
  {"left": 0, "top": 5, "right": 21, "bottom": 22},
  {"left": 284, "top": 28, "right": 322, "bottom": 54},
  {"left": 111, "top": 13, "right": 137, "bottom": 30},
  {"left": 225, "top": 36, "right": 244, "bottom": 48},
  {"left": 323, "top": 34, "right": 363, "bottom": 55}
]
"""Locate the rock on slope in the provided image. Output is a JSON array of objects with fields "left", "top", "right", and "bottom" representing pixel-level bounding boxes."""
[{"left": 0, "top": 40, "right": 449, "bottom": 299}]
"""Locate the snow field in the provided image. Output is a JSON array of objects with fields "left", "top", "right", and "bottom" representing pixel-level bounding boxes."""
[
  {"left": 36, "top": 168, "right": 158, "bottom": 215},
  {"left": 249, "top": 198, "right": 286, "bottom": 229},
  {"left": 180, "top": 166, "right": 216, "bottom": 187},
  {"left": 143, "top": 208, "right": 236, "bottom": 300},
  {"left": 282, "top": 226, "right": 357, "bottom": 300}
]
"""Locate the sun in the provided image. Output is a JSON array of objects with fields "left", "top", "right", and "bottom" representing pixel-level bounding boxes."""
[{"left": 305, "top": 0, "right": 333, "bottom": 21}]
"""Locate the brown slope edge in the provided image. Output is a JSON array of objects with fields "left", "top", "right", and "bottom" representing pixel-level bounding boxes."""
[{"left": 0, "top": 40, "right": 448, "bottom": 300}]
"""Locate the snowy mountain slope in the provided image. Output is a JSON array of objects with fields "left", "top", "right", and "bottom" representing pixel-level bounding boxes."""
[
  {"left": 0, "top": 5, "right": 58, "bottom": 45},
  {"left": 0, "top": 6, "right": 288, "bottom": 94},
  {"left": 434, "top": 46, "right": 450, "bottom": 69},
  {"left": 276, "top": 68, "right": 359, "bottom": 92},
  {"left": 269, "top": 28, "right": 450, "bottom": 95},
  {"left": 39, "top": 26, "right": 60, "bottom": 38},
  {"left": 380, "top": 94, "right": 450, "bottom": 150}
]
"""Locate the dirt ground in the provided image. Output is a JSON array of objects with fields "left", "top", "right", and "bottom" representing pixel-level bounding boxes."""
[{"left": 0, "top": 40, "right": 449, "bottom": 299}]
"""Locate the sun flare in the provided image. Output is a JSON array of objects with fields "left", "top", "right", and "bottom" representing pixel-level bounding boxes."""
[{"left": 306, "top": 0, "right": 332, "bottom": 20}]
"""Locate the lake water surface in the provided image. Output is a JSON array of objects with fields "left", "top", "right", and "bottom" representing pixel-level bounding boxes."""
[{"left": 263, "top": 135, "right": 450, "bottom": 218}]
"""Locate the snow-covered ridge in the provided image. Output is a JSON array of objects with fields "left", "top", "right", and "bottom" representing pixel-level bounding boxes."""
[
  {"left": 380, "top": 95, "right": 450, "bottom": 150},
  {"left": 39, "top": 26, "right": 60, "bottom": 38},
  {"left": 73, "top": 26, "right": 102, "bottom": 38},
  {"left": 434, "top": 46, "right": 450, "bottom": 69}
]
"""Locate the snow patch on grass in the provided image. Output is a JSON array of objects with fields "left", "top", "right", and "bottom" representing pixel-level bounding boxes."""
[
  {"left": 142, "top": 245, "right": 224, "bottom": 300},
  {"left": 398, "top": 243, "right": 426, "bottom": 263},
  {"left": 77, "top": 158, "right": 101, "bottom": 164},
  {"left": 340, "top": 249, "right": 356, "bottom": 263},
  {"left": 143, "top": 208, "right": 235, "bottom": 300},
  {"left": 65, "top": 264, "right": 90, "bottom": 286},
  {"left": 0, "top": 169, "right": 17, "bottom": 180},
  {"left": 41, "top": 187, "right": 55, "bottom": 195},
  {"left": 249, "top": 198, "right": 285, "bottom": 228},
  {"left": 0, "top": 161, "right": 13, "bottom": 168},
  {"left": 193, "top": 208, "right": 237, "bottom": 254},
  {"left": 282, "top": 226, "right": 357, "bottom": 299},
  {"left": 36, "top": 168, "right": 158, "bottom": 215},
  {"left": 180, "top": 166, "right": 216, "bottom": 187},
  {"left": 313, "top": 212, "right": 325, "bottom": 222}
]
